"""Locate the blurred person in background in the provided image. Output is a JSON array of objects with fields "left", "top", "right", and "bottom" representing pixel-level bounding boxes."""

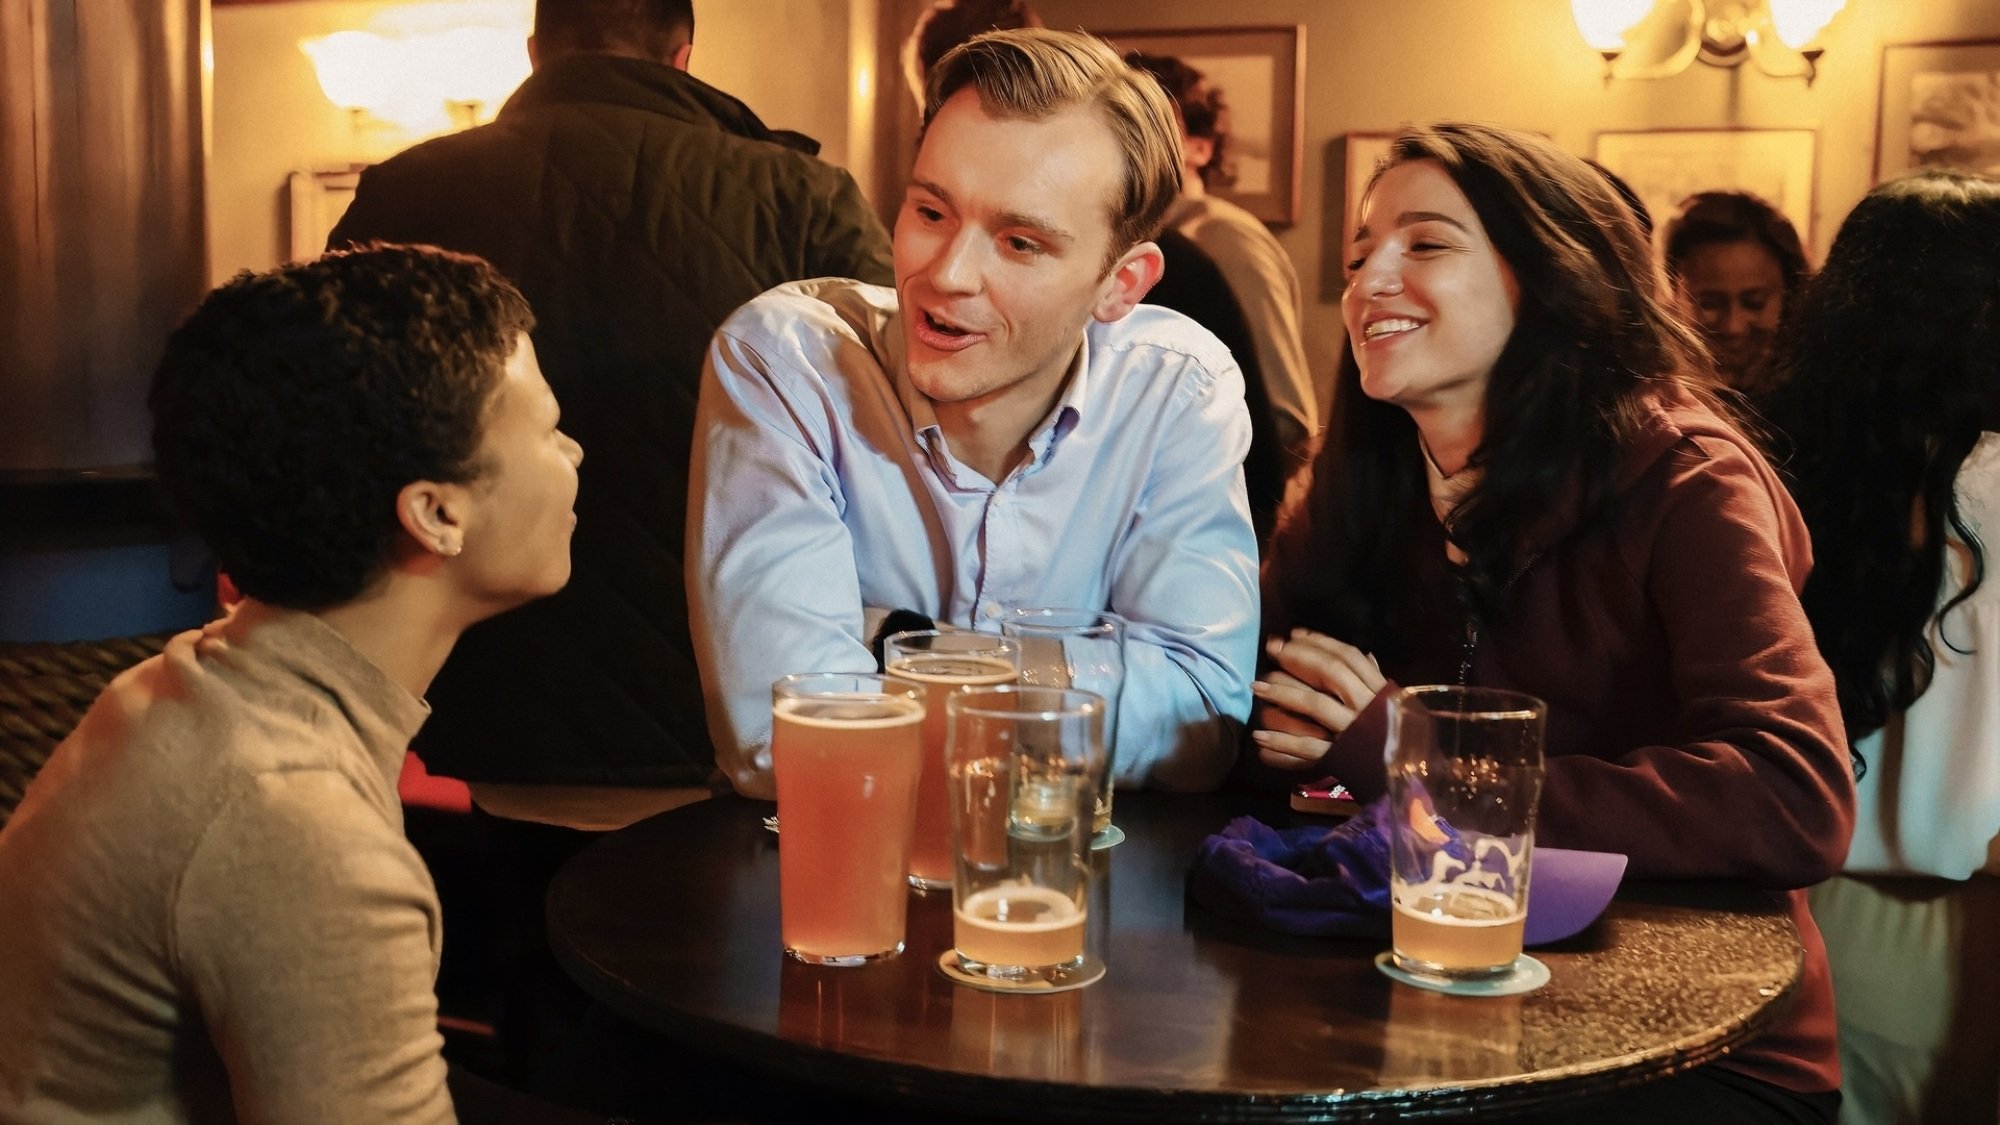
[
  {"left": 331, "top": 0, "right": 891, "bottom": 795},
  {"left": 1770, "top": 168, "right": 2000, "bottom": 1125},
  {"left": 1127, "top": 51, "right": 1318, "bottom": 503},
  {"left": 1663, "top": 190, "right": 1808, "bottom": 399},
  {"left": 901, "top": 0, "right": 1041, "bottom": 111}
]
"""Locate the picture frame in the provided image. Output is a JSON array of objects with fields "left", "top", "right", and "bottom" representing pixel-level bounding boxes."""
[
  {"left": 1339, "top": 132, "right": 1396, "bottom": 267},
  {"left": 1593, "top": 128, "right": 1817, "bottom": 256},
  {"left": 1875, "top": 38, "right": 2000, "bottom": 182},
  {"left": 1097, "top": 26, "right": 1304, "bottom": 224},
  {"left": 285, "top": 164, "right": 366, "bottom": 262}
]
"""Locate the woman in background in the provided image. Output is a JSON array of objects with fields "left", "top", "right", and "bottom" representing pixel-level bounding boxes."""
[
  {"left": 1254, "top": 122, "right": 1852, "bottom": 1123},
  {"left": 1663, "top": 190, "right": 1808, "bottom": 397},
  {"left": 1769, "top": 168, "right": 2000, "bottom": 1125}
]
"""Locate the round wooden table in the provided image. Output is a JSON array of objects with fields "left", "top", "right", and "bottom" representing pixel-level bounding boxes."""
[{"left": 545, "top": 792, "right": 1801, "bottom": 1122}]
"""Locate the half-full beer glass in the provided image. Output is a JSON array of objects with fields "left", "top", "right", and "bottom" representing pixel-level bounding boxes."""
[
  {"left": 882, "top": 630, "right": 1020, "bottom": 890},
  {"left": 943, "top": 685, "right": 1108, "bottom": 991},
  {"left": 771, "top": 672, "right": 924, "bottom": 965},
  {"left": 1001, "top": 609, "right": 1124, "bottom": 843},
  {"left": 1385, "top": 685, "right": 1546, "bottom": 982}
]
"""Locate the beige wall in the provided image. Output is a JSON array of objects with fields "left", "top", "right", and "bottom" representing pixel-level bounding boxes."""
[
  {"left": 210, "top": 0, "right": 2000, "bottom": 407},
  {"left": 1035, "top": 0, "right": 2000, "bottom": 414},
  {"left": 206, "top": 0, "right": 873, "bottom": 285}
]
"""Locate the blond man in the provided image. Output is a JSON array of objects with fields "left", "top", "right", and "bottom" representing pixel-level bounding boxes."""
[{"left": 688, "top": 29, "right": 1258, "bottom": 799}]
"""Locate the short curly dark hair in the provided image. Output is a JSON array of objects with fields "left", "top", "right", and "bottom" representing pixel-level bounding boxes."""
[
  {"left": 150, "top": 243, "right": 534, "bottom": 610},
  {"left": 1124, "top": 51, "right": 1231, "bottom": 190}
]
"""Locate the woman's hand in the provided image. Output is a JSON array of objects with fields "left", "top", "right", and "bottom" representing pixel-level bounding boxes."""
[{"left": 1250, "top": 629, "right": 1387, "bottom": 769}]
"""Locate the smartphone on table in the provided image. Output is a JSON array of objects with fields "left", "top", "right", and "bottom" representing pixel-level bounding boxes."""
[{"left": 1289, "top": 777, "right": 1358, "bottom": 817}]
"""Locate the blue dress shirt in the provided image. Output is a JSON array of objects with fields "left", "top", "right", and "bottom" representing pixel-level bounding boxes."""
[{"left": 688, "top": 278, "right": 1259, "bottom": 799}]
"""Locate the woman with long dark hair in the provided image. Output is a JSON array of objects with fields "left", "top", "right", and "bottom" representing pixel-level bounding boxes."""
[
  {"left": 1770, "top": 169, "right": 2000, "bottom": 1125},
  {"left": 1254, "top": 122, "right": 1852, "bottom": 1123}
]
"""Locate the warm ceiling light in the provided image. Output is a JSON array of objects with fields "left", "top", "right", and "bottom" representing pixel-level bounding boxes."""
[{"left": 1572, "top": 0, "right": 1847, "bottom": 84}]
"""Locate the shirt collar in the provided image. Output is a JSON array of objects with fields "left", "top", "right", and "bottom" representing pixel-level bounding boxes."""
[{"left": 888, "top": 310, "right": 1091, "bottom": 478}]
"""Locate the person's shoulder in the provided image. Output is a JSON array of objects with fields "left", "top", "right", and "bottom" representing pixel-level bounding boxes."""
[
  {"left": 1092, "top": 305, "right": 1244, "bottom": 394},
  {"left": 1179, "top": 195, "right": 1286, "bottom": 254},
  {"left": 720, "top": 277, "right": 894, "bottom": 340}
]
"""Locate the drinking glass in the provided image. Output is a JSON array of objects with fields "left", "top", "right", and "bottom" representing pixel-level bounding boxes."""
[
  {"left": 771, "top": 672, "right": 925, "bottom": 966},
  {"left": 1000, "top": 609, "right": 1124, "bottom": 846},
  {"left": 882, "top": 630, "right": 1020, "bottom": 890},
  {"left": 942, "top": 685, "right": 1108, "bottom": 991},
  {"left": 1385, "top": 685, "right": 1546, "bottom": 982}
]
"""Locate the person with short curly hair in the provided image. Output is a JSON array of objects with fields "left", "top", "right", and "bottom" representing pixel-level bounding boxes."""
[
  {"left": 0, "top": 243, "right": 583, "bottom": 1122},
  {"left": 1125, "top": 49, "right": 1318, "bottom": 531},
  {"left": 151, "top": 244, "right": 539, "bottom": 609}
]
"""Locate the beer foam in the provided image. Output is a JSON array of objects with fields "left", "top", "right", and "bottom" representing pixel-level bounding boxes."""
[
  {"left": 775, "top": 695, "right": 924, "bottom": 729},
  {"left": 887, "top": 656, "right": 1017, "bottom": 685},
  {"left": 1393, "top": 884, "right": 1520, "bottom": 925},
  {"left": 956, "top": 884, "right": 1082, "bottom": 931}
]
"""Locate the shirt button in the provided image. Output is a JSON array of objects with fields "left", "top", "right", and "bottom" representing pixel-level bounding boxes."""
[{"left": 984, "top": 605, "right": 1001, "bottom": 619}]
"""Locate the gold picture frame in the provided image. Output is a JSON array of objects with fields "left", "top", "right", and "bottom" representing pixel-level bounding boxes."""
[
  {"left": 1593, "top": 128, "right": 1817, "bottom": 256},
  {"left": 1875, "top": 38, "right": 2000, "bottom": 183},
  {"left": 1098, "top": 26, "right": 1305, "bottom": 225}
]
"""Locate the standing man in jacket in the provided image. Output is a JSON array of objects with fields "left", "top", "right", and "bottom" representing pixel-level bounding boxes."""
[{"left": 330, "top": 0, "right": 892, "bottom": 791}]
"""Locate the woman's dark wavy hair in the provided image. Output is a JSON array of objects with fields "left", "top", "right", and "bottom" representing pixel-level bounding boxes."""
[
  {"left": 150, "top": 243, "right": 534, "bottom": 611},
  {"left": 1266, "top": 122, "right": 1712, "bottom": 656},
  {"left": 1767, "top": 169, "right": 2000, "bottom": 764}
]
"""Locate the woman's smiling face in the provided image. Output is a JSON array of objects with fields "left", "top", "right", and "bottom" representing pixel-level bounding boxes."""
[{"left": 1342, "top": 159, "right": 1521, "bottom": 420}]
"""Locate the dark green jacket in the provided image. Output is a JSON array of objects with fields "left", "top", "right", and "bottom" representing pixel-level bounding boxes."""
[{"left": 330, "top": 54, "right": 893, "bottom": 786}]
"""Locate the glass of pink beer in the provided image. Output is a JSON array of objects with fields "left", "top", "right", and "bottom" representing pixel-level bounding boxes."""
[
  {"left": 882, "top": 631, "right": 1019, "bottom": 891},
  {"left": 1385, "top": 685, "right": 1546, "bottom": 982},
  {"left": 771, "top": 672, "right": 925, "bottom": 966},
  {"left": 943, "top": 685, "right": 1108, "bottom": 991}
]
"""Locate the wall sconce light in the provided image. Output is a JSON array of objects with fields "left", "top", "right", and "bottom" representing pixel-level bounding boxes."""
[
  {"left": 301, "top": 21, "right": 528, "bottom": 143},
  {"left": 1572, "top": 0, "right": 1847, "bottom": 84}
]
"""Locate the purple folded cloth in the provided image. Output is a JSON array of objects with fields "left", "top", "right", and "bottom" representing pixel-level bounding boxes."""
[{"left": 1187, "top": 798, "right": 1628, "bottom": 946}]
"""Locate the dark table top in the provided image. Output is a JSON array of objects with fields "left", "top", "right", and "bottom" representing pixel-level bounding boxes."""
[{"left": 545, "top": 791, "right": 1802, "bottom": 1122}]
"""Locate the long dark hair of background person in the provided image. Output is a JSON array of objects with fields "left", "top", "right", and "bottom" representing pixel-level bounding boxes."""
[
  {"left": 1267, "top": 122, "right": 1711, "bottom": 653},
  {"left": 1766, "top": 168, "right": 2000, "bottom": 770}
]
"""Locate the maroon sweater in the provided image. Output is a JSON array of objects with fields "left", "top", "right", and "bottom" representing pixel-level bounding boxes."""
[{"left": 1268, "top": 396, "right": 1855, "bottom": 1094}]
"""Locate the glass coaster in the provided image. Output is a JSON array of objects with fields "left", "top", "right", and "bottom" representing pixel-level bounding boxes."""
[
  {"left": 1090, "top": 825, "right": 1126, "bottom": 850},
  {"left": 1373, "top": 951, "right": 1550, "bottom": 997},
  {"left": 937, "top": 950, "right": 1106, "bottom": 994}
]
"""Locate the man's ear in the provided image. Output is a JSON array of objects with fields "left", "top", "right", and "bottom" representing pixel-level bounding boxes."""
[
  {"left": 397, "top": 479, "right": 470, "bottom": 559},
  {"left": 526, "top": 35, "right": 540, "bottom": 70},
  {"left": 1091, "top": 240, "right": 1166, "bottom": 324},
  {"left": 671, "top": 41, "right": 693, "bottom": 71}
]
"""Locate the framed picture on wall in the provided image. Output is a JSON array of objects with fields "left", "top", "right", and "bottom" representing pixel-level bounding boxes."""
[
  {"left": 286, "top": 165, "right": 366, "bottom": 262},
  {"left": 1593, "top": 128, "right": 1817, "bottom": 256},
  {"left": 1875, "top": 38, "right": 2000, "bottom": 182},
  {"left": 1339, "top": 132, "right": 1396, "bottom": 267},
  {"left": 1097, "top": 26, "right": 1304, "bottom": 224}
]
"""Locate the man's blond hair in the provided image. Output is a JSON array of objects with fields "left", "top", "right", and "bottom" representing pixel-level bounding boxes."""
[{"left": 924, "top": 28, "right": 1183, "bottom": 265}]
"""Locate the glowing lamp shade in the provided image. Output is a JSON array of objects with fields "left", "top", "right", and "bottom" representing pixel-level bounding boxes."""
[
  {"left": 1571, "top": 0, "right": 1658, "bottom": 50},
  {"left": 1766, "top": 0, "right": 1846, "bottom": 49},
  {"left": 299, "top": 31, "right": 398, "bottom": 114},
  {"left": 431, "top": 26, "right": 529, "bottom": 111}
]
